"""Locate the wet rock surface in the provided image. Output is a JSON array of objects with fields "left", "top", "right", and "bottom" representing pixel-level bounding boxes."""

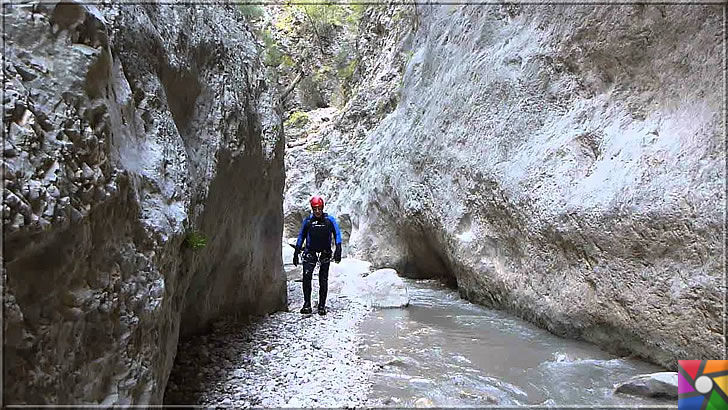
[
  {"left": 615, "top": 372, "right": 678, "bottom": 398},
  {"left": 164, "top": 262, "right": 376, "bottom": 407}
]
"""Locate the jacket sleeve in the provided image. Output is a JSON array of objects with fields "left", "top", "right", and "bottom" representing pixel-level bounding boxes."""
[
  {"left": 295, "top": 216, "right": 310, "bottom": 251},
  {"left": 328, "top": 215, "right": 342, "bottom": 246}
]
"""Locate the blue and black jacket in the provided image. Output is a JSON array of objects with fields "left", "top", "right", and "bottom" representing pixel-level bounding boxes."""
[{"left": 295, "top": 212, "right": 342, "bottom": 253}]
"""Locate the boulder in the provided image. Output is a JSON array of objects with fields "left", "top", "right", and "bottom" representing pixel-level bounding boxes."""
[
  {"left": 327, "top": 260, "right": 409, "bottom": 309},
  {"left": 364, "top": 268, "right": 410, "bottom": 309},
  {"left": 328, "top": 258, "right": 373, "bottom": 297},
  {"left": 283, "top": 238, "right": 297, "bottom": 266},
  {"left": 615, "top": 372, "right": 678, "bottom": 398}
]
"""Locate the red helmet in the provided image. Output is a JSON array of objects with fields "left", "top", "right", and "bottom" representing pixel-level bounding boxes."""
[{"left": 310, "top": 195, "right": 324, "bottom": 209}]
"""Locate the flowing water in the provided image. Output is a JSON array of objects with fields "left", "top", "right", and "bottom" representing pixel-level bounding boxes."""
[{"left": 357, "top": 278, "right": 672, "bottom": 407}]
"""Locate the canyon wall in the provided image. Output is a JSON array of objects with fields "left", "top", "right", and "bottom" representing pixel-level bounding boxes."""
[
  {"left": 284, "top": 4, "right": 725, "bottom": 368},
  {"left": 3, "top": 2, "right": 285, "bottom": 404}
]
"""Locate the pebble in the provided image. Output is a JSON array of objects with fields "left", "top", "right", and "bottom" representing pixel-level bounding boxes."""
[
  {"left": 164, "top": 271, "right": 377, "bottom": 407},
  {"left": 47, "top": 185, "right": 61, "bottom": 198},
  {"left": 4, "top": 143, "right": 18, "bottom": 157}
]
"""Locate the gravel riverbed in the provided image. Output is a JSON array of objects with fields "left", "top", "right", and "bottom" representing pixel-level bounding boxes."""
[{"left": 164, "top": 264, "right": 377, "bottom": 407}]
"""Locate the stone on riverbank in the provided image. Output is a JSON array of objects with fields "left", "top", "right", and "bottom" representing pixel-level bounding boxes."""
[
  {"left": 365, "top": 268, "right": 410, "bottom": 309},
  {"left": 615, "top": 372, "right": 678, "bottom": 398},
  {"left": 328, "top": 262, "right": 409, "bottom": 309}
]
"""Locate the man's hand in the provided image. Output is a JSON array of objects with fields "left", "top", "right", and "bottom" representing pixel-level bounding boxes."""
[
  {"left": 334, "top": 246, "right": 341, "bottom": 263},
  {"left": 293, "top": 251, "right": 300, "bottom": 267}
]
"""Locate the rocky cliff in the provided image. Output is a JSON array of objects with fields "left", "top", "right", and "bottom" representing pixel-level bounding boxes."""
[
  {"left": 284, "top": 4, "right": 724, "bottom": 369},
  {"left": 3, "top": 2, "right": 285, "bottom": 404}
]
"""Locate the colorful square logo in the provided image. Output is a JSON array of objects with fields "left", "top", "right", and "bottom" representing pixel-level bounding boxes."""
[{"left": 678, "top": 360, "right": 728, "bottom": 410}]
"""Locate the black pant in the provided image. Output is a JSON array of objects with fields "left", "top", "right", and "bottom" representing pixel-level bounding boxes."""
[{"left": 302, "top": 250, "right": 331, "bottom": 308}]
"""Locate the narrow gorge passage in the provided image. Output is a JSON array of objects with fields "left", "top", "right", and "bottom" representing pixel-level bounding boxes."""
[
  {"left": 4, "top": 2, "right": 722, "bottom": 406},
  {"left": 164, "top": 242, "right": 673, "bottom": 407},
  {"left": 164, "top": 249, "right": 374, "bottom": 407}
]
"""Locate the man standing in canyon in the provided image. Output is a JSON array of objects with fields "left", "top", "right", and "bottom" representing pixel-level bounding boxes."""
[{"left": 293, "top": 195, "right": 342, "bottom": 316}]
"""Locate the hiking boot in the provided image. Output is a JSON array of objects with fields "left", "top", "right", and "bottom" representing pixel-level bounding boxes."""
[
  {"left": 300, "top": 305, "right": 312, "bottom": 314},
  {"left": 317, "top": 306, "right": 327, "bottom": 316}
]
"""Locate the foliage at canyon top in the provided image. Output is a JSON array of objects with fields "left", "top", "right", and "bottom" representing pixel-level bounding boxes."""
[{"left": 239, "top": 2, "right": 371, "bottom": 109}]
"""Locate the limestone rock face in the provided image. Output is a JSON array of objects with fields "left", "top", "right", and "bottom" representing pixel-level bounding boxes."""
[
  {"left": 284, "top": 5, "right": 724, "bottom": 369},
  {"left": 3, "top": 2, "right": 285, "bottom": 404}
]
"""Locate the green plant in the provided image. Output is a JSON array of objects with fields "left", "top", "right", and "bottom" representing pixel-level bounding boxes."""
[
  {"left": 404, "top": 50, "right": 415, "bottom": 64},
  {"left": 261, "top": 29, "right": 283, "bottom": 67},
  {"left": 305, "top": 139, "right": 329, "bottom": 152},
  {"left": 392, "top": 8, "right": 406, "bottom": 23},
  {"left": 346, "top": 4, "right": 367, "bottom": 27},
  {"left": 288, "top": 3, "right": 351, "bottom": 53},
  {"left": 313, "top": 65, "right": 332, "bottom": 84},
  {"left": 299, "top": 3, "right": 347, "bottom": 32},
  {"left": 184, "top": 231, "right": 207, "bottom": 250},
  {"left": 285, "top": 111, "right": 310, "bottom": 128},
  {"left": 274, "top": 6, "right": 297, "bottom": 33},
  {"left": 338, "top": 58, "right": 357, "bottom": 83},
  {"left": 335, "top": 57, "right": 358, "bottom": 104},
  {"left": 238, "top": 4, "right": 264, "bottom": 20},
  {"left": 281, "top": 54, "right": 296, "bottom": 68}
]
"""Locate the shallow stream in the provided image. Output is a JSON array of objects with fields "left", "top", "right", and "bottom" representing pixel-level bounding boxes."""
[{"left": 358, "top": 278, "right": 672, "bottom": 407}]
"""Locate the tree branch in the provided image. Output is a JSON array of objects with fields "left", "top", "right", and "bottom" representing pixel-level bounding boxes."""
[
  {"left": 280, "top": 69, "right": 305, "bottom": 103},
  {"left": 302, "top": 8, "right": 326, "bottom": 55}
]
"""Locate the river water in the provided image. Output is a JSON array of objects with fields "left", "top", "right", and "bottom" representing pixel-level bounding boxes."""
[{"left": 357, "top": 278, "right": 672, "bottom": 407}]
